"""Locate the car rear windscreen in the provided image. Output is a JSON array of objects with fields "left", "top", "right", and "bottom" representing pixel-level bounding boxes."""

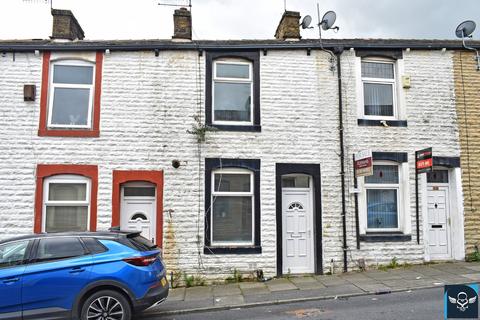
[{"left": 127, "top": 234, "right": 157, "bottom": 251}]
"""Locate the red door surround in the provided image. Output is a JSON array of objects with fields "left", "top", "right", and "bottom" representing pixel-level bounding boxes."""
[
  {"left": 34, "top": 164, "right": 98, "bottom": 233},
  {"left": 112, "top": 170, "right": 164, "bottom": 248}
]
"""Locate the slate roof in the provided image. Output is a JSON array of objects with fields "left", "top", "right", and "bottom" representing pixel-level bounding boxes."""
[{"left": 0, "top": 38, "right": 478, "bottom": 52}]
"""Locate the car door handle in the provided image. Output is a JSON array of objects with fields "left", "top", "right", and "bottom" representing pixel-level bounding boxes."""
[
  {"left": 69, "top": 267, "right": 86, "bottom": 274},
  {"left": 3, "top": 277, "right": 19, "bottom": 284}
]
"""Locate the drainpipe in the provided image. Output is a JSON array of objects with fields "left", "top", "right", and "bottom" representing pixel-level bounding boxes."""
[{"left": 335, "top": 47, "right": 348, "bottom": 273}]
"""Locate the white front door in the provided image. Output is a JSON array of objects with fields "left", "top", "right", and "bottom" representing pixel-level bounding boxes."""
[
  {"left": 427, "top": 186, "right": 451, "bottom": 259},
  {"left": 120, "top": 183, "right": 156, "bottom": 243},
  {"left": 282, "top": 188, "right": 314, "bottom": 274}
]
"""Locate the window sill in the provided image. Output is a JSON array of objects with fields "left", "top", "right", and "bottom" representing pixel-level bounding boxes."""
[
  {"left": 209, "top": 124, "right": 261, "bottom": 132},
  {"left": 204, "top": 246, "right": 262, "bottom": 254},
  {"left": 38, "top": 129, "right": 99, "bottom": 137},
  {"left": 357, "top": 119, "right": 408, "bottom": 127},
  {"left": 359, "top": 233, "right": 411, "bottom": 242}
]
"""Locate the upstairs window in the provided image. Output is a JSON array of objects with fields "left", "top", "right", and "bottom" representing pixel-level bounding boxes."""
[
  {"left": 205, "top": 51, "right": 261, "bottom": 132},
  {"left": 361, "top": 59, "right": 397, "bottom": 119},
  {"left": 213, "top": 60, "right": 253, "bottom": 124},
  {"left": 48, "top": 61, "right": 95, "bottom": 129},
  {"left": 39, "top": 52, "right": 103, "bottom": 137}
]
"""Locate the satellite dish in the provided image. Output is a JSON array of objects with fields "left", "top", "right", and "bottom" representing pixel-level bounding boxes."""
[
  {"left": 321, "top": 10, "right": 336, "bottom": 30},
  {"left": 455, "top": 20, "right": 476, "bottom": 38},
  {"left": 301, "top": 15, "right": 313, "bottom": 29}
]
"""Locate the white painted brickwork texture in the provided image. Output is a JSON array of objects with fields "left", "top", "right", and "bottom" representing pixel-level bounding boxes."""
[
  {"left": 341, "top": 50, "right": 460, "bottom": 268},
  {"left": 0, "top": 49, "right": 460, "bottom": 279}
]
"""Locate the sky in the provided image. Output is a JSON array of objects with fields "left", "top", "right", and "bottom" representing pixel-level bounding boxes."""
[{"left": 0, "top": 0, "right": 479, "bottom": 40}]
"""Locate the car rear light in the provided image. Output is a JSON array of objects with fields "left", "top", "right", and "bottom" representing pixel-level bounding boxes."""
[{"left": 123, "top": 254, "right": 158, "bottom": 266}]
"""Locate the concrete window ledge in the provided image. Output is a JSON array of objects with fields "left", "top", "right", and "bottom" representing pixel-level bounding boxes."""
[
  {"left": 359, "top": 233, "right": 412, "bottom": 242},
  {"left": 203, "top": 246, "right": 262, "bottom": 254},
  {"left": 210, "top": 124, "right": 262, "bottom": 132},
  {"left": 357, "top": 119, "right": 408, "bottom": 127}
]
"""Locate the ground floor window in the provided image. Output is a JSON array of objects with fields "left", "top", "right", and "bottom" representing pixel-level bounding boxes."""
[
  {"left": 211, "top": 169, "right": 254, "bottom": 245},
  {"left": 43, "top": 175, "right": 90, "bottom": 232},
  {"left": 34, "top": 164, "right": 98, "bottom": 233},
  {"left": 358, "top": 152, "right": 411, "bottom": 239},
  {"left": 204, "top": 158, "right": 261, "bottom": 254},
  {"left": 365, "top": 163, "right": 400, "bottom": 230}
]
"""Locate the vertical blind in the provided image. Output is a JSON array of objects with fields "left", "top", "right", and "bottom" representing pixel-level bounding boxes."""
[{"left": 362, "top": 61, "right": 395, "bottom": 117}]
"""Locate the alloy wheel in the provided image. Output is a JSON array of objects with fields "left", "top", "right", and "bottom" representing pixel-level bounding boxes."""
[{"left": 87, "top": 295, "right": 124, "bottom": 320}]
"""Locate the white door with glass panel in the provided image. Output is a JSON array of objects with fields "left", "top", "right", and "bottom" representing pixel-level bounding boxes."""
[
  {"left": 120, "top": 183, "right": 156, "bottom": 243},
  {"left": 282, "top": 175, "right": 314, "bottom": 274},
  {"left": 426, "top": 170, "right": 451, "bottom": 259}
]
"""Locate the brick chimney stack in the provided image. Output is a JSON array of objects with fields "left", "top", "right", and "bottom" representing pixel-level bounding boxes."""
[
  {"left": 172, "top": 7, "right": 192, "bottom": 41},
  {"left": 51, "top": 9, "right": 85, "bottom": 41},
  {"left": 275, "top": 11, "right": 301, "bottom": 40}
]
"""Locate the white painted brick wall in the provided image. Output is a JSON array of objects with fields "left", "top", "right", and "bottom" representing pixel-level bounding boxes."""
[
  {"left": 0, "top": 48, "right": 460, "bottom": 280},
  {"left": 341, "top": 50, "right": 460, "bottom": 270}
]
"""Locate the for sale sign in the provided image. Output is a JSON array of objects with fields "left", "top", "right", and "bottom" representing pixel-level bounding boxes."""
[
  {"left": 416, "top": 147, "right": 433, "bottom": 174},
  {"left": 354, "top": 149, "right": 373, "bottom": 177}
]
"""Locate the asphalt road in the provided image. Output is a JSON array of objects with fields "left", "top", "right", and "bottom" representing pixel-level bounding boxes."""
[{"left": 140, "top": 287, "right": 444, "bottom": 320}]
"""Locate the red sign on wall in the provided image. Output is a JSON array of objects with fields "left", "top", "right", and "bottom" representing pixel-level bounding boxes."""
[
  {"left": 354, "top": 150, "right": 373, "bottom": 177},
  {"left": 415, "top": 148, "right": 433, "bottom": 174}
]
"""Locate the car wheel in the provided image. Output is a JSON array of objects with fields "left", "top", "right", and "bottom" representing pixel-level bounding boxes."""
[{"left": 80, "top": 289, "right": 131, "bottom": 320}]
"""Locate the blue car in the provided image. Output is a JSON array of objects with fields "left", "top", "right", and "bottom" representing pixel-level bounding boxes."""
[{"left": 0, "top": 230, "right": 169, "bottom": 320}]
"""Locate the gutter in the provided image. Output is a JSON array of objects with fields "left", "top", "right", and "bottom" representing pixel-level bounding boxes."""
[
  {"left": 335, "top": 48, "right": 348, "bottom": 273},
  {"left": 0, "top": 41, "right": 478, "bottom": 52}
]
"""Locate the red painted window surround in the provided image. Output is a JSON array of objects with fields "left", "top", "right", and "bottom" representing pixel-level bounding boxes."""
[
  {"left": 34, "top": 164, "right": 98, "bottom": 233},
  {"left": 38, "top": 51, "right": 103, "bottom": 137},
  {"left": 112, "top": 170, "right": 164, "bottom": 248}
]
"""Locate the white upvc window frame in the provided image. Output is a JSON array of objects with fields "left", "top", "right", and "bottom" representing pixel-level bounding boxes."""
[
  {"left": 210, "top": 168, "right": 255, "bottom": 246},
  {"left": 360, "top": 58, "right": 398, "bottom": 120},
  {"left": 212, "top": 59, "right": 254, "bottom": 126},
  {"left": 47, "top": 59, "right": 95, "bottom": 129},
  {"left": 363, "top": 161, "right": 402, "bottom": 232},
  {"left": 42, "top": 174, "right": 91, "bottom": 233}
]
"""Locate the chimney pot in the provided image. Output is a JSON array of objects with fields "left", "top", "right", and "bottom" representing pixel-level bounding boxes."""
[
  {"left": 51, "top": 9, "right": 85, "bottom": 41},
  {"left": 275, "top": 11, "right": 301, "bottom": 40},
  {"left": 172, "top": 7, "right": 192, "bottom": 40}
]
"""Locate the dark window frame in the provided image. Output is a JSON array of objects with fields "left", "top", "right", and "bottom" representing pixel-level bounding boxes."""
[
  {"left": 205, "top": 51, "right": 261, "bottom": 132},
  {"left": 359, "top": 152, "right": 412, "bottom": 242},
  {"left": 204, "top": 158, "right": 261, "bottom": 254},
  {"left": 357, "top": 51, "right": 405, "bottom": 125}
]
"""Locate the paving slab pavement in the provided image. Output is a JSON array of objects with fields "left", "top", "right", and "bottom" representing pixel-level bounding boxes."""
[
  {"left": 213, "top": 294, "right": 244, "bottom": 306},
  {"left": 315, "top": 275, "right": 350, "bottom": 287},
  {"left": 144, "top": 261, "right": 480, "bottom": 316},
  {"left": 265, "top": 278, "right": 298, "bottom": 292},
  {"left": 212, "top": 283, "right": 242, "bottom": 297},
  {"left": 185, "top": 286, "right": 213, "bottom": 301}
]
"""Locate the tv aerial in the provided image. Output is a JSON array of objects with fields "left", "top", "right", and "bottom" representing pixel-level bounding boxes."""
[
  {"left": 158, "top": 0, "right": 191, "bottom": 9},
  {"left": 455, "top": 20, "right": 480, "bottom": 71}
]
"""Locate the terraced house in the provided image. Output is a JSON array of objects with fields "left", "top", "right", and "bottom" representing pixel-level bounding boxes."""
[{"left": 0, "top": 8, "right": 478, "bottom": 280}]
